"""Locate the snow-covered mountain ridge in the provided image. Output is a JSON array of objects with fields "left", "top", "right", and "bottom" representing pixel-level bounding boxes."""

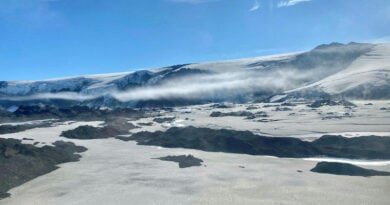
[{"left": 0, "top": 42, "right": 389, "bottom": 107}]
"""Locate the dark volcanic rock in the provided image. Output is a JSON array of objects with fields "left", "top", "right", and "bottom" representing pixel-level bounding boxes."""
[
  {"left": 0, "top": 109, "right": 11, "bottom": 117},
  {"left": 275, "top": 107, "right": 293, "bottom": 111},
  {"left": 210, "top": 111, "right": 254, "bottom": 118},
  {"left": 120, "top": 127, "right": 390, "bottom": 159},
  {"left": 61, "top": 119, "right": 136, "bottom": 140},
  {"left": 312, "top": 135, "right": 390, "bottom": 159},
  {"left": 257, "top": 119, "right": 279, "bottom": 123},
  {"left": 210, "top": 103, "right": 232, "bottom": 109},
  {"left": 123, "top": 126, "right": 320, "bottom": 158},
  {"left": 154, "top": 155, "right": 203, "bottom": 168},
  {"left": 0, "top": 105, "right": 144, "bottom": 123},
  {"left": 280, "top": 102, "right": 297, "bottom": 107},
  {"left": 61, "top": 125, "right": 119, "bottom": 139},
  {"left": 339, "top": 100, "right": 357, "bottom": 107},
  {"left": 0, "top": 139, "right": 86, "bottom": 199},
  {"left": 0, "top": 122, "right": 53, "bottom": 135},
  {"left": 310, "top": 162, "right": 390, "bottom": 177},
  {"left": 0, "top": 125, "right": 34, "bottom": 135},
  {"left": 153, "top": 117, "right": 175, "bottom": 123},
  {"left": 245, "top": 111, "right": 268, "bottom": 119},
  {"left": 308, "top": 99, "right": 338, "bottom": 108},
  {"left": 246, "top": 106, "right": 258, "bottom": 110},
  {"left": 308, "top": 99, "right": 356, "bottom": 108},
  {"left": 137, "top": 122, "right": 153, "bottom": 126}
]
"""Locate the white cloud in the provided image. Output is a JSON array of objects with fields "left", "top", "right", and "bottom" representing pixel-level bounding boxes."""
[
  {"left": 110, "top": 69, "right": 311, "bottom": 102},
  {"left": 2, "top": 69, "right": 315, "bottom": 103},
  {"left": 277, "top": 0, "right": 311, "bottom": 8},
  {"left": 249, "top": 0, "right": 260, "bottom": 12},
  {"left": 0, "top": 0, "right": 63, "bottom": 27}
]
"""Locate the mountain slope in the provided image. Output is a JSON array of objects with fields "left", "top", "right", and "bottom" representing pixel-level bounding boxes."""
[
  {"left": 0, "top": 42, "right": 388, "bottom": 108},
  {"left": 286, "top": 43, "right": 390, "bottom": 99}
]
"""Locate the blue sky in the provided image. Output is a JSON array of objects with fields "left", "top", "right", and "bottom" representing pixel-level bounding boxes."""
[{"left": 0, "top": 0, "right": 389, "bottom": 81}]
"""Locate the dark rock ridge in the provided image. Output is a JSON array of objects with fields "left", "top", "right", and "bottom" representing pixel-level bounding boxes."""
[
  {"left": 0, "top": 122, "right": 54, "bottom": 135},
  {"left": 275, "top": 107, "right": 292, "bottom": 111},
  {"left": 153, "top": 117, "right": 175, "bottom": 123},
  {"left": 310, "top": 162, "right": 390, "bottom": 177},
  {"left": 0, "top": 77, "right": 97, "bottom": 97},
  {"left": 210, "top": 111, "right": 253, "bottom": 117},
  {"left": 0, "top": 105, "right": 144, "bottom": 123},
  {"left": 311, "top": 135, "right": 390, "bottom": 159},
  {"left": 210, "top": 103, "right": 233, "bottom": 109},
  {"left": 111, "top": 65, "right": 204, "bottom": 90},
  {"left": 0, "top": 138, "right": 87, "bottom": 199},
  {"left": 61, "top": 125, "right": 121, "bottom": 140},
  {"left": 119, "top": 127, "right": 390, "bottom": 159},
  {"left": 210, "top": 111, "right": 267, "bottom": 119},
  {"left": 308, "top": 99, "right": 357, "bottom": 108},
  {"left": 61, "top": 120, "right": 136, "bottom": 140},
  {"left": 154, "top": 155, "right": 203, "bottom": 168}
]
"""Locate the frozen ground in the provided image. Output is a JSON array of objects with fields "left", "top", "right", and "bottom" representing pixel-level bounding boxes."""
[{"left": 0, "top": 101, "right": 389, "bottom": 205}]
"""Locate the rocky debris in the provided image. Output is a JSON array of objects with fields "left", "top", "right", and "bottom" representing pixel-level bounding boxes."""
[
  {"left": 154, "top": 155, "right": 203, "bottom": 168},
  {"left": 61, "top": 118, "right": 137, "bottom": 140},
  {"left": 0, "top": 122, "right": 54, "bottom": 135},
  {"left": 137, "top": 122, "right": 153, "bottom": 126},
  {"left": 263, "top": 104, "right": 279, "bottom": 108},
  {"left": 245, "top": 111, "right": 268, "bottom": 119},
  {"left": 311, "top": 135, "right": 390, "bottom": 159},
  {"left": 308, "top": 99, "right": 338, "bottom": 108},
  {"left": 308, "top": 99, "right": 357, "bottom": 108},
  {"left": 257, "top": 119, "right": 279, "bottom": 123},
  {"left": 320, "top": 112, "right": 352, "bottom": 120},
  {"left": 210, "top": 111, "right": 268, "bottom": 119},
  {"left": 153, "top": 117, "right": 175, "bottom": 123},
  {"left": 210, "top": 111, "right": 253, "bottom": 117},
  {"left": 0, "top": 139, "right": 87, "bottom": 199},
  {"left": 275, "top": 107, "right": 293, "bottom": 111},
  {"left": 0, "top": 105, "right": 144, "bottom": 123},
  {"left": 246, "top": 106, "right": 258, "bottom": 110},
  {"left": 310, "top": 162, "right": 390, "bottom": 177},
  {"left": 210, "top": 103, "right": 233, "bottom": 109},
  {"left": 280, "top": 102, "right": 297, "bottom": 107},
  {"left": 0, "top": 109, "right": 11, "bottom": 117}
]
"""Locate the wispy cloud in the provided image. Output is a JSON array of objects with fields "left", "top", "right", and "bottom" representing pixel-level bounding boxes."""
[
  {"left": 2, "top": 68, "right": 317, "bottom": 103},
  {"left": 0, "top": 0, "right": 63, "bottom": 27},
  {"left": 277, "top": 0, "right": 311, "bottom": 8},
  {"left": 249, "top": 0, "right": 260, "bottom": 12}
]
